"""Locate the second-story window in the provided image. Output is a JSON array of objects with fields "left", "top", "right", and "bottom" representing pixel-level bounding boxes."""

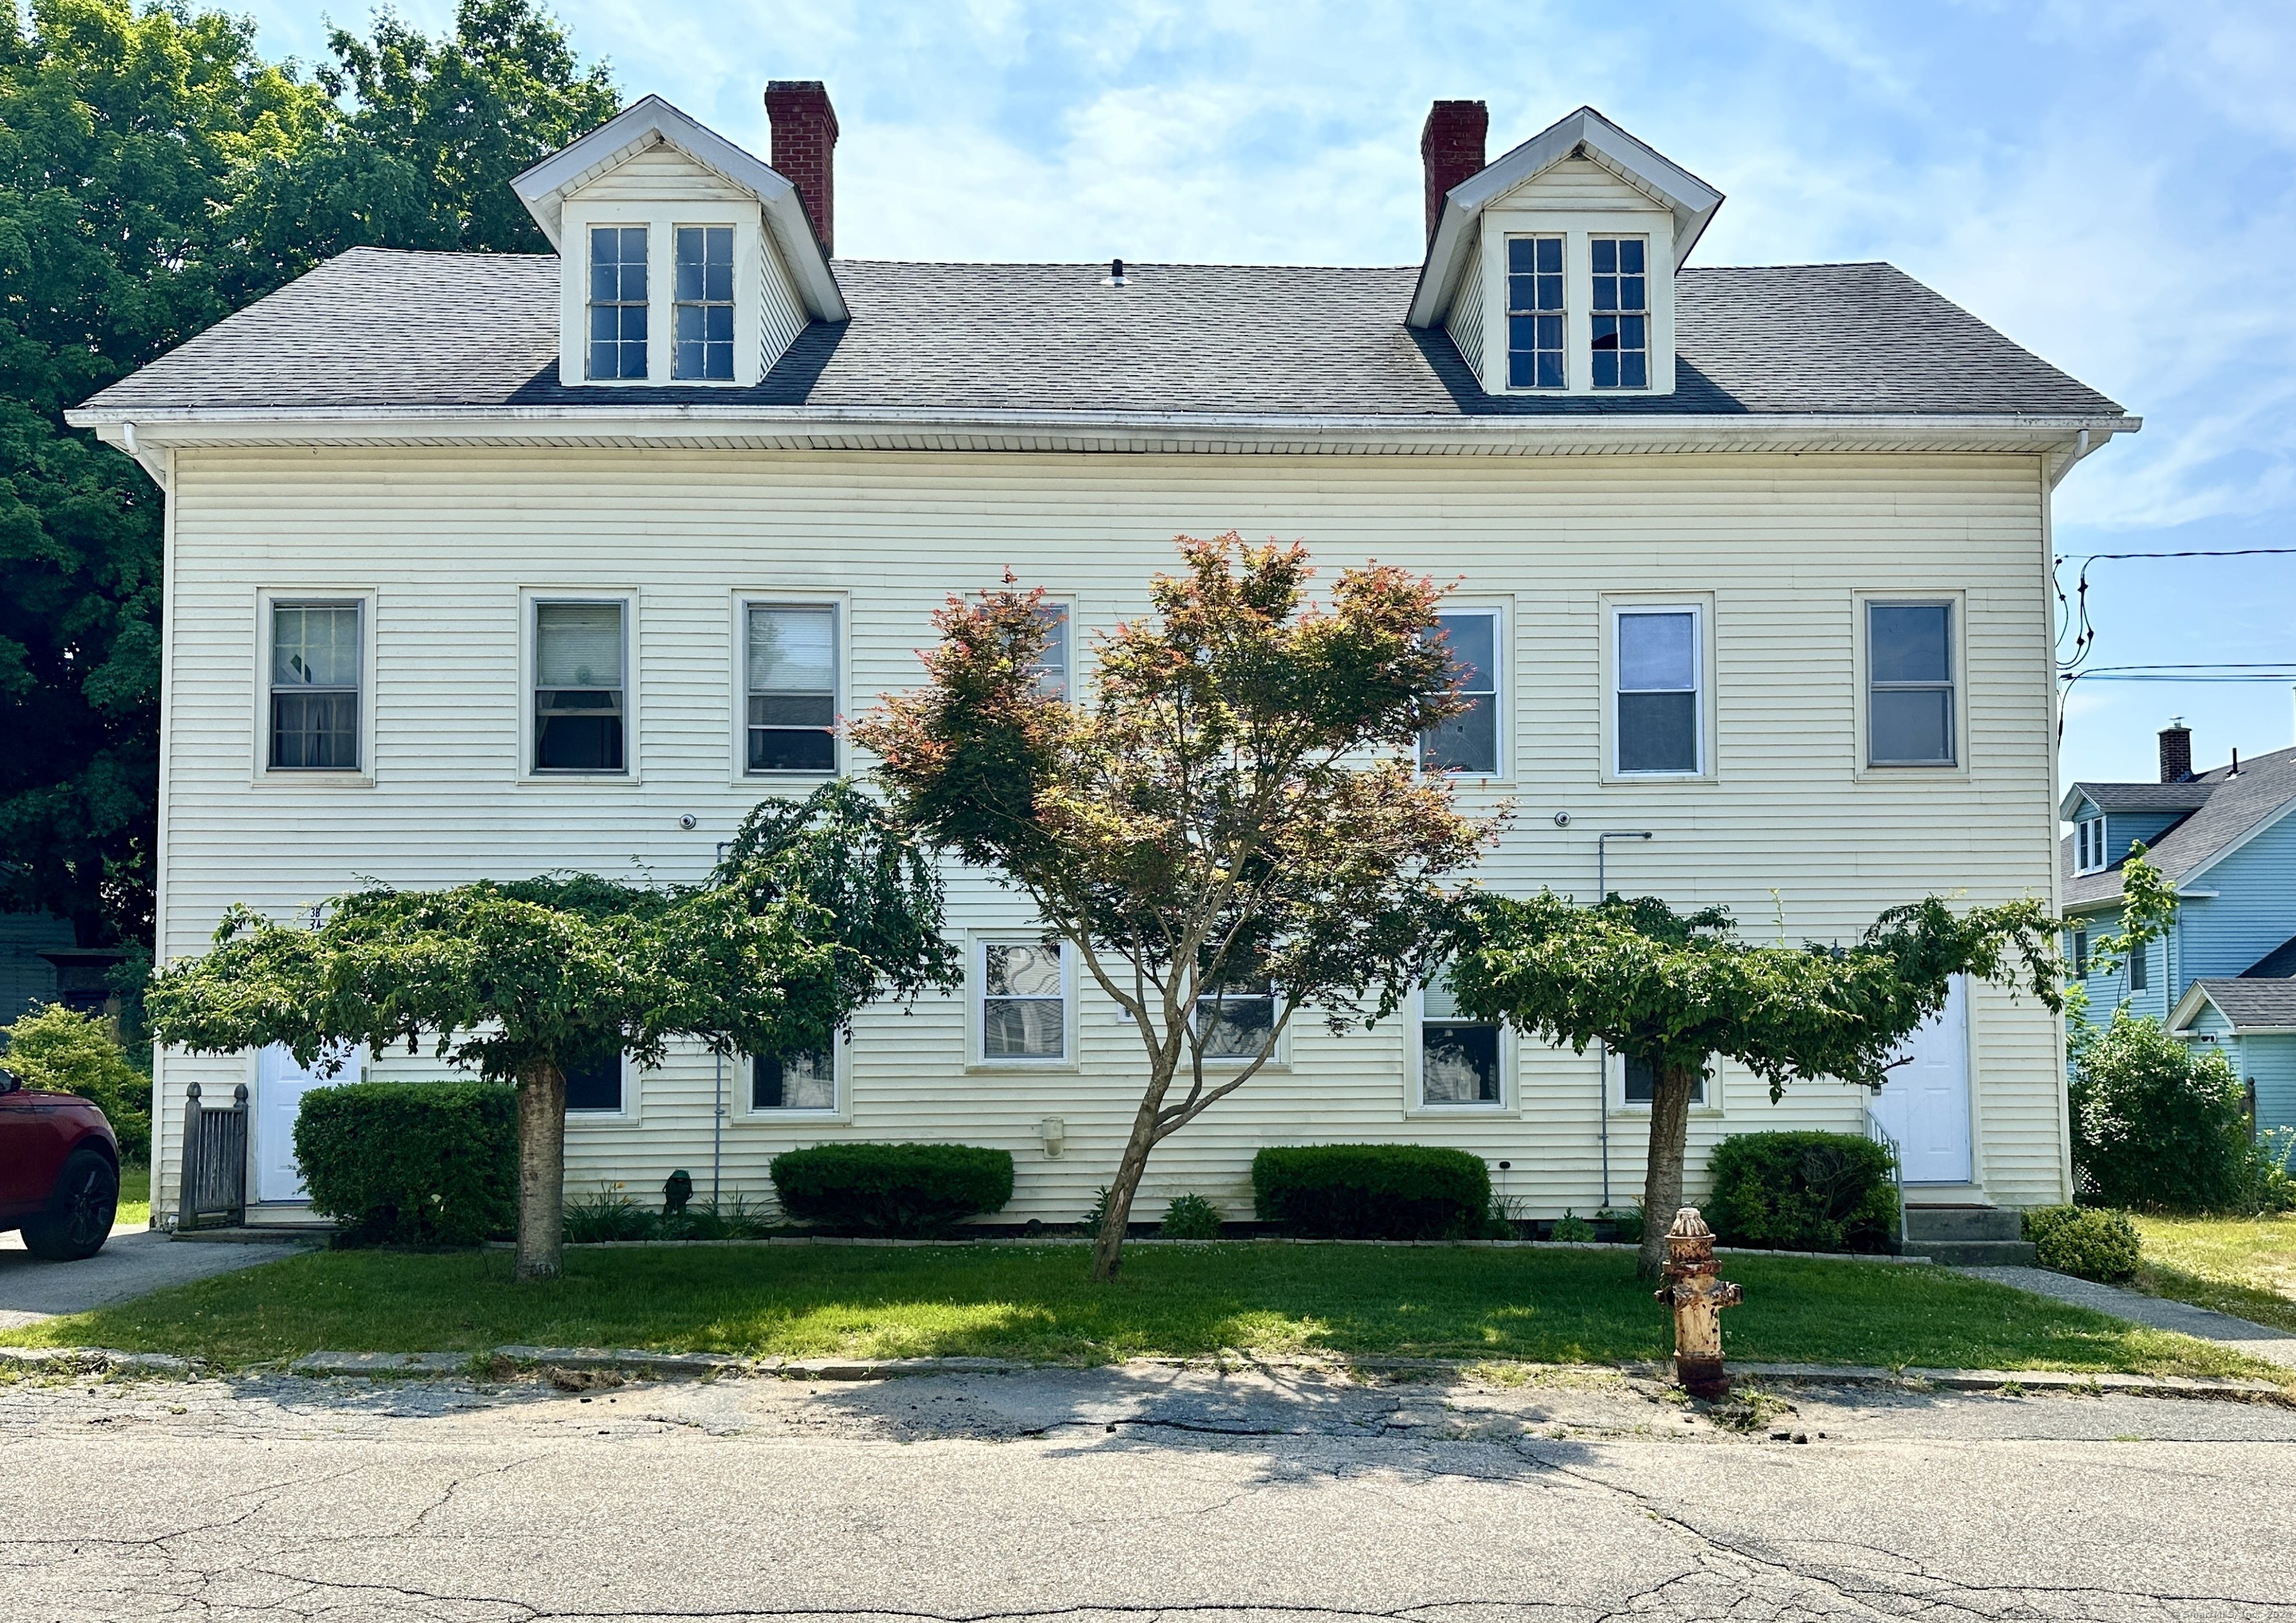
[
  {"left": 587, "top": 226, "right": 648, "bottom": 380},
  {"left": 2129, "top": 939, "right": 2149, "bottom": 992},
  {"left": 1868, "top": 602, "right": 1956, "bottom": 766},
  {"left": 1029, "top": 603, "right": 1070, "bottom": 698},
  {"left": 746, "top": 604, "right": 836, "bottom": 773},
  {"left": 2075, "top": 814, "right": 2107, "bottom": 874},
  {"left": 1419, "top": 609, "right": 1499, "bottom": 776},
  {"left": 1506, "top": 235, "right": 1564, "bottom": 389},
  {"left": 1615, "top": 606, "right": 1701, "bottom": 775},
  {"left": 534, "top": 601, "right": 626, "bottom": 773},
  {"left": 268, "top": 602, "right": 360, "bottom": 771},
  {"left": 673, "top": 226, "right": 734, "bottom": 380},
  {"left": 1590, "top": 237, "right": 1649, "bottom": 389}
]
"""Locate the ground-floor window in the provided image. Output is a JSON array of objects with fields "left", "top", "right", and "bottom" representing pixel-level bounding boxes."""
[
  {"left": 1620, "top": 1052, "right": 1706, "bottom": 1107},
  {"left": 1419, "top": 974, "right": 1502, "bottom": 1106},
  {"left": 752, "top": 1046, "right": 836, "bottom": 1111},
  {"left": 564, "top": 1051, "right": 624, "bottom": 1113}
]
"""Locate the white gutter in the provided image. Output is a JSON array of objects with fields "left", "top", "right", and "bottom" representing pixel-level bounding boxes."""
[
  {"left": 117, "top": 421, "right": 169, "bottom": 490},
  {"left": 2046, "top": 424, "right": 2096, "bottom": 489}
]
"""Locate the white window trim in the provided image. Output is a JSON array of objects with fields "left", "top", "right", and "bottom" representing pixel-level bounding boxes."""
[
  {"left": 564, "top": 1051, "right": 641, "bottom": 1125},
  {"left": 522, "top": 589, "right": 640, "bottom": 785},
  {"left": 1601, "top": 595, "right": 1715, "bottom": 782},
  {"left": 741, "top": 1031, "right": 851, "bottom": 1123},
  {"left": 1607, "top": 1048, "right": 1719, "bottom": 1116},
  {"left": 669, "top": 222, "right": 738, "bottom": 383},
  {"left": 735, "top": 592, "right": 845, "bottom": 781},
  {"left": 1478, "top": 207, "right": 1679, "bottom": 397},
  {"left": 1853, "top": 590, "right": 1968, "bottom": 779},
  {"left": 1500, "top": 232, "right": 1567, "bottom": 392},
  {"left": 969, "top": 933, "right": 1078, "bottom": 1072},
  {"left": 1030, "top": 596, "right": 1077, "bottom": 699},
  {"left": 1420, "top": 600, "right": 1510, "bottom": 783},
  {"left": 2075, "top": 815, "right": 2107, "bottom": 876},
  {"left": 1586, "top": 232, "right": 1653, "bottom": 392},
  {"left": 1188, "top": 977, "right": 1289, "bottom": 1072},
  {"left": 1405, "top": 982, "right": 1512, "bottom": 1116},
  {"left": 253, "top": 588, "right": 377, "bottom": 788},
  {"left": 558, "top": 199, "right": 770, "bottom": 389}
]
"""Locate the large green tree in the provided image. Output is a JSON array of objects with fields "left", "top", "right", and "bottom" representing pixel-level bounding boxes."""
[{"left": 0, "top": 0, "right": 615, "bottom": 953}]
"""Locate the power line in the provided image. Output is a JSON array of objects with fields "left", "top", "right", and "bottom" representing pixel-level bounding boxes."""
[{"left": 2055, "top": 547, "right": 2296, "bottom": 679}]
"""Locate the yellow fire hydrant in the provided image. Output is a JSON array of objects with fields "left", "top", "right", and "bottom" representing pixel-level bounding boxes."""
[{"left": 1653, "top": 1206, "right": 1741, "bottom": 1400}]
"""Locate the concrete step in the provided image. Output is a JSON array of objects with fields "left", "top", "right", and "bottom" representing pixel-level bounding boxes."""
[
  {"left": 1903, "top": 1205, "right": 2025, "bottom": 1243},
  {"left": 1902, "top": 1239, "right": 2039, "bottom": 1267}
]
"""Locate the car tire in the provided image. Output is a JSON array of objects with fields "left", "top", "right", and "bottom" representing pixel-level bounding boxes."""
[{"left": 19, "top": 1149, "right": 119, "bottom": 1261}]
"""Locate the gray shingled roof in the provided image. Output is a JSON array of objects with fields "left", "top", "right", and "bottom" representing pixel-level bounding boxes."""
[
  {"left": 2065, "top": 744, "right": 2296, "bottom": 908},
  {"left": 2067, "top": 782, "right": 2216, "bottom": 813},
  {"left": 2245, "top": 934, "right": 2296, "bottom": 980},
  {"left": 2188, "top": 979, "right": 2296, "bottom": 1032},
  {"left": 78, "top": 248, "right": 2127, "bottom": 419}
]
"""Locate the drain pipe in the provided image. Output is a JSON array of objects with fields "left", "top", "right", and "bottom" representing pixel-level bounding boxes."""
[
  {"left": 712, "top": 841, "right": 730, "bottom": 1206},
  {"left": 1594, "top": 832, "right": 1653, "bottom": 1209}
]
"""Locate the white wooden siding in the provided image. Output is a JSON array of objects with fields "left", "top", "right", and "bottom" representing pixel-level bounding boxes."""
[
  {"left": 573, "top": 143, "right": 755, "bottom": 205},
  {"left": 149, "top": 447, "right": 2070, "bottom": 1222},
  {"left": 756, "top": 221, "right": 809, "bottom": 377},
  {"left": 1493, "top": 155, "right": 1669, "bottom": 214},
  {"left": 1445, "top": 247, "right": 1487, "bottom": 390}
]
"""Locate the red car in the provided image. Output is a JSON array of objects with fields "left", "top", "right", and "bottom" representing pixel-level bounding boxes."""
[{"left": 0, "top": 1065, "right": 120, "bottom": 1260}]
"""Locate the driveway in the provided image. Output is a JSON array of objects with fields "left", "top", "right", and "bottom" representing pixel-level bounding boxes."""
[
  {"left": 2, "top": 1361, "right": 2291, "bottom": 1621},
  {"left": 0, "top": 1228, "right": 312, "bottom": 1329}
]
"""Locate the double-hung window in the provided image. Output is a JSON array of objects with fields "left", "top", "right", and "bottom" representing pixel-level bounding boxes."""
[
  {"left": 268, "top": 602, "right": 360, "bottom": 770},
  {"left": 1590, "top": 237, "right": 1649, "bottom": 389},
  {"left": 1419, "top": 971, "right": 1502, "bottom": 1107},
  {"left": 1506, "top": 235, "right": 1565, "bottom": 389},
  {"left": 1419, "top": 608, "right": 1500, "bottom": 776},
  {"left": 980, "top": 941, "right": 1067, "bottom": 1062},
  {"left": 1614, "top": 606, "right": 1702, "bottom": 775},
  {"left": 2070, "top": 927, "right": 2089, "bottom": 977},
  {"left": 1029, "top": 604, "right": 1070, "bottom": 698},
  {"left": 1867, "top": 602, "right": 1956, "bottom": 766},
  {"left": 534, "top": 601, "right": 626, "bottom": 774},
  {"left": 753, "top": 1045, "right": 836, "bottom": 1111},
  {"left": 2074, "top": 815, "right": 2107, "bottom": 875},
  {"left": 1621, "top": 1053, "right": 1707, "bottom": 1108},
  {"left": 746, "top": 604, "right": 837, "bottom": 773},
  {"left": 1193, "top": 974, "right": 1277, "bottom": 1062},
  {"left": 673, "top": 226, "right": 735, "bottom": 380},
  {"left": 587, "top": 226, "right": 648, "bottom": 380},
  {"left": 2129, "top": 940, "right": 2149, "bottom": 992}
]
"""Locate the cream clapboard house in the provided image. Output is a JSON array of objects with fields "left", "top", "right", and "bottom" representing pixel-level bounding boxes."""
[{"left": 71, "top": 90, "right": 2135, "bottom": 1228}]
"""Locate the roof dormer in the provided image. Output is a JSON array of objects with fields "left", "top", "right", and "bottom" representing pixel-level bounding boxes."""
[
  {"left": 511, "top": 93, "right": 847, "bottom": 389},
  {"left": 1407, "top": 105, "right": 1723, "bottom": 401}
]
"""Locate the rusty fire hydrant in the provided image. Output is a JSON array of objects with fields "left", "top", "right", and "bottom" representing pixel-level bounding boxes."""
[{"left": 1653, "top": 1207, "right": 1742, "bottom": 1400}]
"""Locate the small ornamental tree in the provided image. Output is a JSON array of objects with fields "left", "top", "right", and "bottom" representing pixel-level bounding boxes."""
[
  {"left": 856, "top": 535, "right": 1495, "bottom": 1279},
  {"left": 1447, "top": 889, "right": 2063, "bottom": 1276},
  {"left": 145, "top": 784, "right": 954, "bottom": 1279}
]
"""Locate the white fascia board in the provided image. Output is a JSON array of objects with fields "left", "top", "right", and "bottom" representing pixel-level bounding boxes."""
[
  {"left": 1408, "top": 105, "right": 1725, "bottom": 330},
  {"left": 2166, "top": 982, "right": 2221, "bottom": 1033},
  {"left": 2174, "top": 794, "right": 2296, "bottom": 892},
  {"left": 2058, "top": 787, "right": 2099, "bottom": 820},
  {"left": 510, "top": 94, "right": 847, "bottom": 323}
]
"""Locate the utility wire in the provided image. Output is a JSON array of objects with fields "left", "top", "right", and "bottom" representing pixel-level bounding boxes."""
[{"left": 2055, "top": 548, "right": 2296, "bottom": 678}]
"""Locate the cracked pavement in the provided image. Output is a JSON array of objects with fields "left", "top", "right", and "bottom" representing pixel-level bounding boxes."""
[{"left": 6, "top": 1361, "right": 2295, "bottom": 1622}]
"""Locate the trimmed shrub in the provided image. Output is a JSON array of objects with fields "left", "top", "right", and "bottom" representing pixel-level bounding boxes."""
[
  {"left": 1251, "top": 1145, "right": 1491, "bottom": 1240},
  {"left": 769, "top": 1143, "right": 1014, "bottom": 1235},
  {"left": 1, "top": 1004, "right": 152, "bottom": 1161},
  {"left": 294, "top": 1081, "right": 516, "bottom": 1246},
  {"left": 2072, "top": 1013, "right": 2262, "bottom": 1211},
  {"left": 1549, "top": 1210, "right": 1596, "bottom": 1242},
  {"left": 2024, "top": 1204, "right": 2141, "bottom": 1282},
  {"left": 1707, "top": 1131, "right": 1898, "bottom": 1255},
  {"left": 1597, "top": 1206, "right": 1645, "bottom": 1244},
  {"left": 1159, "top": 1193, "right": 1223, "bottom": 1240}
]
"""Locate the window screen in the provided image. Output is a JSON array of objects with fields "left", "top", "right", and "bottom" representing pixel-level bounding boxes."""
[
  {"left": 1868, "top": 602, "right": 1955, "bottom": 765},
  {"left": 564, "top": 1051, "right": 623, "bottom": 1112},
  {"left": 753, "top": 1048, "right": 835, "bottom": 1110},
  {"left": 673, "top": 226, "right": 734, "bottom": 380},
  {"left": 1506, "top": 235, "right": 1564, "bottom": 389},
  {"left": 747, "top": 605, "right": 836, "bottom": 773},
  {"left": 587, "top": 226, "right": 648, "bottom": 380},
  {"left": 981, "top": 942, "right": 1064, "bottom": 1060},
  {"left": 1420, "top": 971, "right": 1500, "bottom": 1105},
  {"left": 534, "top": 602, "right": 626, "bottom": 773},
  {"left": 1616, "top": 609, "right": 1699, "bottom": 773},
  {"left": 270, "top": 603, "right": 359, "bottom": 770},
  {"left": 1419, "top": 610, "right": 1499, "bottom": 775},
  {"left": 1590, "top": 237, "right": 1649, "bottom": 389}
]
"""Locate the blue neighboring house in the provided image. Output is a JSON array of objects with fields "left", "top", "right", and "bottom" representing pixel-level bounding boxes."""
[{"left": 2061, "top": 722, "right": 2296, "bottom": 1133}]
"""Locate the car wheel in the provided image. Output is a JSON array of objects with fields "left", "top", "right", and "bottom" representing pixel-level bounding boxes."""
[{"left": 20, "top": 1149, "right": 119, "bottom": 1261}]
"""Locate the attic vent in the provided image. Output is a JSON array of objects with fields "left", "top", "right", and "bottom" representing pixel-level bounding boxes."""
[{"left": 1101, "top": 258, "right": 1128, "bottom": 287}]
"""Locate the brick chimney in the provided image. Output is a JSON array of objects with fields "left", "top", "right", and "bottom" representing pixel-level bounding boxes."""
[
  {"left": 765, "top": 81, "right": 839, "bottom": 256},
  {"left": 1421, "top": 99, "right": 1487, "bottom": 243},
  {"left": 2159, "top": 718, "right": 2193, "bottom": 783}
]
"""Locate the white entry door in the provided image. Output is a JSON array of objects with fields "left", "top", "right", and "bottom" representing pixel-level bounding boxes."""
[
  {"left": 1873, "top": 974, "right": 1972, "bottom": 1184},
  {"left": 254, "top": 1043, "right": 362, "bottom": 1203}
]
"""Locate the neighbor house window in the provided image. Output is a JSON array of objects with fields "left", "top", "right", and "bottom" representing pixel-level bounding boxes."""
[
  {"left": 1590, "top": 237, "right": 1649, "bottom": 389},
  {"left": 1867, "top": 602, "right": 1956, "bottom": 765},
  {"left": 268, "top": 602, "right": 360, "bottom": 770},
  {"left": 1506, "top": 235, "right": 1564, "bottom": 389},
  {"left": 2075, "top": 815, "right": 2106, "bottom": 874},
  {"left": 2129, "top": 939, "right": 2149, "bottom": 992},
  {"left": 1615, "top": 606, "right": 1701, "bottom": 774},
  {"left": 673, "top": 226, "right": 734, "bottom": 380},
  {"left": 752, "top": 1046, "right": 835, "bottom": 1110},
  {"left": 534, "top": 601, "right": 626, "bottom": 773},
  {"left": 1419, "top": 608, "right": 1499, "bottom": 775},
  {"left": 587, "top": 226, "right": 648, "bottom": 380},
  {"left": 1030, "top": 604, "right": 1070, "bottom": 698},
  {"left": 564, "top": 1051, "right": 624, "bottom": 1113},
  {"left": 1193, "top": 974, "right": 1276, "bottom": 1061},
  {"left": 980, "top": 942, "right": 1066, "bottom": 1061},
  {"left": 746, "top": 604, "right": 836, "bottom": 773},
  {"left": 2070, "top": 928, "right": 2089, "bottom": 977},
  {"left": 1420, "top": 971, "right": 1501, "bottom": 1107},
  {"left": 1621, "top": 1054, "right": 1706, "bottom": 1108}
]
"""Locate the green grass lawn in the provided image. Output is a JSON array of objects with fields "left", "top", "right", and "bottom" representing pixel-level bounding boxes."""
[
  {"left": 2132, "top": 1213, "right": 2296, "bottom": 1336},
  {"left": 2, "top": 1242, "right": 2274, "bottom": 1380},
  {"left": 114, "top": 1163, "right": 149, "bottom": 1231}
]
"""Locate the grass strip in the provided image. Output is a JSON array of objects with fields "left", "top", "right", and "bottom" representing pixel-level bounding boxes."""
[{"left": 2132, "top": 1213, "right": 2296, "bottom": 1338}]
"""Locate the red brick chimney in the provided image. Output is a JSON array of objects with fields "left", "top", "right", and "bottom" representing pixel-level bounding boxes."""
[
  {"left": 765, "top": 81, "right": 839, "bottom": 256},
  {"left": 2159, "top": 718, "right": 2193, "bottom": 783},
  {"left": 1421, "top": 100, "right": 1488, "bottom": 242}
]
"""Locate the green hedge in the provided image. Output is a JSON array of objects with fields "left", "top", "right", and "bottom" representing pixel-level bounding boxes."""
[
  {"left": 1707, "top": 1130, "right": 1898, "bottom": 1255},
  {"left": 2023, "top": 1205, "right": 2141, "bottom": 1282},
  {"left": 1251, "top": 1144, "right": 1491, "bottom": 1239},
  {"left": 294, "top": 1081, "right": 517, "bottom": 1246},
  {"left": 769, "top": 1143, "right": 1014, "bottom": 1235}
]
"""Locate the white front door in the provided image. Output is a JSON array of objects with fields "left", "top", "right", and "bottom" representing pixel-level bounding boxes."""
[
  {"left": 254, "top": 1043, "right": 362, "bottom": 1203},
  {"left": 1874, "top": 975, "right": 1972, "bottom": 1184}
]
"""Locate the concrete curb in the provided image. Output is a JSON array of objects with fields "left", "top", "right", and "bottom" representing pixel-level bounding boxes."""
[
  {"left": 472, "top": 1235, "right": 1931, "bottom": 1263},
  {"left": 0, "top": 1346, "right": 200, "bottom": 1376},
  {"left": 1623, "top": 1359, "right": 2292, "bottom": 1406}
]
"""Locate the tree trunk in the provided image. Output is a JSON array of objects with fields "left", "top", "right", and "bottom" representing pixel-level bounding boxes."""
[
  {"left": 1091, "top": 1080, "right": 1167, "bottom": 1281},
  {"left": 515, "top": 1058, "right": 567, "bottom": 1282},
  {"left": 1637, "top": 1062, "right": 1697, "bottom": 1279}
]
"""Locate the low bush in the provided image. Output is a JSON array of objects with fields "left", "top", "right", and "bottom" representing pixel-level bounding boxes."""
[
  {"left": 1159, "top": 1193, "right": 1223, "bottom": 1240},
  {"left": 561, "top": 1190, "right": 778, "bottom": 1243},
  {"left": 2073, "top": 1013, "right": 2275, "bottom": 1212},
  {"left": 295, "top": 1081, "right": 516, "bottom": 1246},
  {"left": 2024, "top": 1204, "right": 2141, "bottom": 1282},
  {"left": 1251, "top": 1145, "right": 1491, "bottom": 1240},
  {"left": 1077, "top": 1186, "right": 1111, "bottom": 1236},
  {"left": 1707, "top": 1131, "right": 1898, "bottom": 1255},
  {"left": 1549, "top": 1210, "right": 1596, "bottom": 1242},
  {"left": 769, "top": 1143, "right": 1014, "bottom": 1235},
  {"left": 1597, "top": 1206, "right": 1645, "bottom": 1244},
  {"left": 1, "top": 1004, "right": 152, "bottom": 1161}
]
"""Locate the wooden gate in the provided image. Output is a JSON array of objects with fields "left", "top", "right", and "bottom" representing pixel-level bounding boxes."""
[{"left": 177, "top": 1081, "right": 249, "bottom": 1231}]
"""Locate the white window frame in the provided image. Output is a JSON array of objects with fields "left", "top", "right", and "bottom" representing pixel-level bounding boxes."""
[
  {"left": 1609, "top": 1048, "right": 1715, "bottom": 1115},
  {"left": 2075, "top": 814, "right": 2107, "bottom": 876},
  {"left": 562, "top": 1051, "right": 640, "bottom": 1124},
  {"left": 1407, "top": 980, "right": 1510, "bottom": 1115},
  {"left": 742, "top": 1033, "right": 848, "bottom": 1122},
  {"left": 1587, "top": 233, "right": 1651, "bottom": 392},
  {"left": 738, "top": 596, "right": 842, "bottom": 779},
  {"left": 559, "top": 199, "right": 766, "bottom": 389},
  {"left": 583, "top": 223, "right": 651, "bottom": 383},
  {"left": 1029, "top": 598, "right": 1075, "bottom": 699},
  {"left": 969, "top": 935, "right": 1077, "bottom": 1072},
  {"left": 670, "top": 223, "right": 737, "bottom": 383},
  {"left": 253, "top": 588, "right": 376, "bottom": 788},
  {"left": 1189, "top": 974, "right": 1287, "bottom": 1071},
  {"left": 1603, "top": 596, "right": 1713, "bottom": 782},
  {"left": 1478, "top": 208, "right": 1680, "bottom": 398},
  {"left": 1419, "top": 602, "right": 1507, "bottom": 781},
  {"left": 1854, "top": 591, "right": 1966, "bottom": 777},
  {"left": 1502, "top": 232, "right": 1567, "bottom": 391},
  {"left": 523, "top": 592, "right": 637, "bottom": 782}
]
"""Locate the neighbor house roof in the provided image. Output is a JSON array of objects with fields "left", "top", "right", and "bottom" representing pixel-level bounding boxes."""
[
  {"left": 2171, "top": 977, "right": 2296, "bottom": 1036},
  {"left": 74, "top": 249, "right": 2128, "bottom": 423},
  {"left": 2244, "top": 933, "right": 2296, "bottom": 980},
  {"left": 2061, "top": 782, "right": 2218, "bottom": 816},
  {"left": 2064, "top": 745, "right": 2296, "bottom": 909}
]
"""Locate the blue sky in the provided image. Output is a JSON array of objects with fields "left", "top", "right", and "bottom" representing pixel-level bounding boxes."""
[{"left": 241, "top": 0, "right": 2296, "bottom": 789}]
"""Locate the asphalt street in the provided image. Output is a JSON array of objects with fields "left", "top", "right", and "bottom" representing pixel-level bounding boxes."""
[{"left": 6, "top": 1360, "right": 2295, "bottom": 1622}]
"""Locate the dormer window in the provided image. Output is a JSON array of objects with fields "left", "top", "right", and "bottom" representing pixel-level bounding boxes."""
[
  {"left": 673, "top": 226, "right": 735, "bottom": 380},
  {"left": 1506, "top": 235, "right": 1565, "bottom": 389},
  {"left": 1590, "top": 237, "right": 1648, "bottom": 389},
  {"left": 587, "top": 226, "right": 649, "bottom": 380},
  {"left": 2075, "top": 814, "right": 2107, "bottom": 875}
]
